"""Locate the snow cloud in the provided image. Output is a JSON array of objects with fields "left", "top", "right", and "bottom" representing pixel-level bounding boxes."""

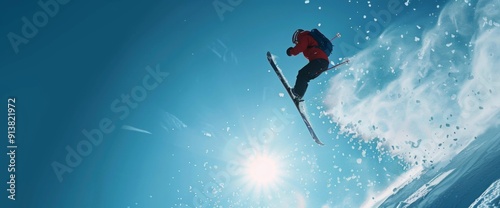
[{"left": 324, "top": 0, "right": 500, "bottom": 166}]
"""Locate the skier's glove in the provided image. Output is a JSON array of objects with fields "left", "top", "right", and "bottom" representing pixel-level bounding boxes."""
[{"left": 286, "top": 47, "right": 293, "bottom": 56}]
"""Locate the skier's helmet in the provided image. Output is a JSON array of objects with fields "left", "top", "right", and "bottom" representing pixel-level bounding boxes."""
[{"left": 292, "top": 29, "right": 304, "bottom": 44}]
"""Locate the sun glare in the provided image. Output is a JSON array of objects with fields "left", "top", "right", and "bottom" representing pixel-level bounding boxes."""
[{"left": 245, "top": 155, "right": 281, "bottom": 186}]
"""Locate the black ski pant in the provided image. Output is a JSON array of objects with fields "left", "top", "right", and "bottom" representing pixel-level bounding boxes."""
[{"left": 293, "top": 58, "right": 329, "bottom": 98}]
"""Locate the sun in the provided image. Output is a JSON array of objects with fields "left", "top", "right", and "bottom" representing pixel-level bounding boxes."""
[
  {"left": 244, "top": 154, "right": 281, "bottom": 186},
  {"left": 236, "top": 150, "right": 290, "bottom": 200}
]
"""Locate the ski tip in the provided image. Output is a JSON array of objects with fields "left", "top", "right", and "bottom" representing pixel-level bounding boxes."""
[{"left": 267, "top": 51, "right": 274, "bottom": 61}]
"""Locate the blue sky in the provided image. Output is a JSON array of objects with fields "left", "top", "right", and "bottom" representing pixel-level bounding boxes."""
[{"left": 1, "top": 0, "right": 499, "bottom": 207}]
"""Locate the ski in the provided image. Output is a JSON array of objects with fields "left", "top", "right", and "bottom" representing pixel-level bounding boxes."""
[
  {"left": 266, "top": 51, "right": 324, "bottom": 145},
  {"left": 323, "top": 59, "right": 350, "bottom": 72}
]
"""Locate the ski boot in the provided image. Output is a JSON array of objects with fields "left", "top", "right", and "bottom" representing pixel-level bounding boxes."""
[{"left": 291, "top": 89, "right": 304, "bottom": 104}]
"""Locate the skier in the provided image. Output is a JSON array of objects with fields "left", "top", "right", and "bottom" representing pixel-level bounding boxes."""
[{"left": 286, "top": 29, "right": 330, "bottom": 102}]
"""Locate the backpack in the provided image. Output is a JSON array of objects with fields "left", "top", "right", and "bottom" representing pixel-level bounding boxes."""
[{"left": 308, "top": 29, "right": 333, "bottom": 56}]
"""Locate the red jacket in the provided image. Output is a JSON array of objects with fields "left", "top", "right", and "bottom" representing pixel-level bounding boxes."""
[{"left": 288, "top": 31, "right": 329, "bottom": 61}]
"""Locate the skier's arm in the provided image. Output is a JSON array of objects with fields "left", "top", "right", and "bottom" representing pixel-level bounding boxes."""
[{"left": 288, "top": 36, "right": 308, "bottom": 56}]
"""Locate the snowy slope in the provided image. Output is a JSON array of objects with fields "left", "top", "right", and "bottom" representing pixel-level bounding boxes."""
[{"left": 379, "top": 126, "right": 500, "bottom": 207}]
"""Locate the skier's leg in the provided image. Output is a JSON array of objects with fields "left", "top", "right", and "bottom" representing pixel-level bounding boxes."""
[
  {"left": 293, "top": 59, "right": 329, "bottom": 98},
  {"left": 293, "top": 64, "right": 313, "bottom": 99},
  {"left": 309, "top": 59, "right": 329, "bottom": 79}
]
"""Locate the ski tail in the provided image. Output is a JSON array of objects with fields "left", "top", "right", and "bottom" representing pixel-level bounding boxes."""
[
  {"left": 329, "top": 59, "right": 350, "bottom": 69},
  {"left": 313, "top": 59, "right": 350, "bottom": 77}
]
